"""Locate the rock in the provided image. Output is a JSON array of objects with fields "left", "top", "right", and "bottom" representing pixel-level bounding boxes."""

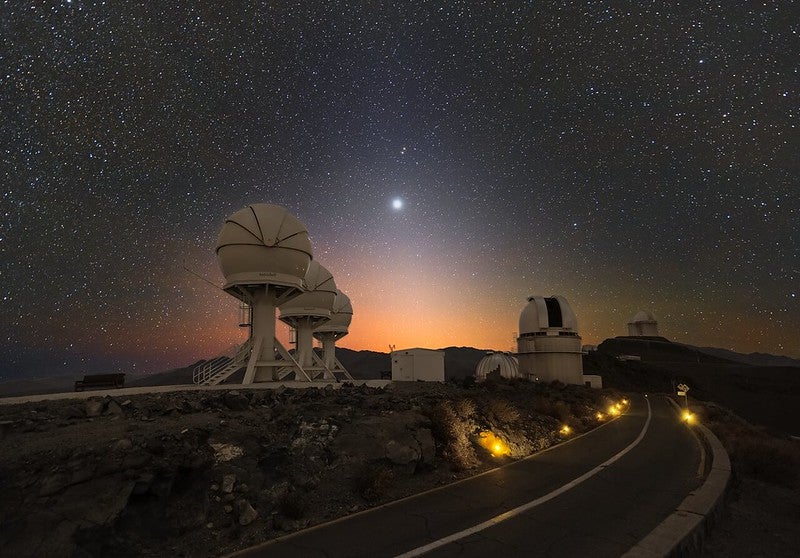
[
  {"left": 210, "top": 442, "right": 245, "bottom": 463},
  {"left": 85, "top": 399, "right": 106, "bottom": 418},
  {"left": 111, "top": 438, "right": 133, "bottom": 451},
  {"left": 385, "top": 439, "right": 420, "bottom": 465},
  {"left": 236, "top": 499, "right": 258, "bottom": 525},
  {"left": 416, "top": 428, "right": 436, "bottom": 465},
  {"left": 332, "top": 411, "right": 431, "bottom": 466},
  {"left": 39, "top": 473, "right": 69, "bottom": 496},
  {"left": 263, "top": 481, "right": 290, "bottom": 504},
  {"left": 58, "top": 405, "right": 84, "bottom": 420},
  {"left": 121, "top": 450, "right": 151, "bottom": 470},
  {"left": 106, "top": 400, "right": 124, "bottom": 416},
  {"left": 223, "top": 391, "right": 249, "bottom": 411},
  {"left": 221, "top": 474, "right": 236, "bottom": 493},
  {"left": 131, "top": 473, "right": 155, "bottom": 496}
]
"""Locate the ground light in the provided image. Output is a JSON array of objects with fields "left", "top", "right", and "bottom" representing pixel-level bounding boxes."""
[
  {"left": 478, "top": 431, "right": 510, "bottom": 457},
  {"left": 559, "top": 425, "right": 572, "bottom": 436},
  {"left": 682, "top": 411, "right": 695, "bottom": 424},
  {"left": 596, "top": 412, "right": 605, "bottom": 421}
]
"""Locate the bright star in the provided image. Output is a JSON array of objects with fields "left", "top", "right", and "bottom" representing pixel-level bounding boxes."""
[{"left": 392, "top": 198, "right": 403, "bottom": 210}]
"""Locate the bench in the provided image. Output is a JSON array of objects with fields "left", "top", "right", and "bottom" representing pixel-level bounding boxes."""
[{"left": 74, "top": 373, "right": 126, "bottom": 392}]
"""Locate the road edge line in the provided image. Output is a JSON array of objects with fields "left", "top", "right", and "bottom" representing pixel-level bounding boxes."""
[{"left": 622, "top": 398, "right": 731, "bottom": 558}]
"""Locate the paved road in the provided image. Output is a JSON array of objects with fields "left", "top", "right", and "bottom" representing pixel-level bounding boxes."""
[{"left": 229, "top": 395, "right": 701, "bottom": 558}]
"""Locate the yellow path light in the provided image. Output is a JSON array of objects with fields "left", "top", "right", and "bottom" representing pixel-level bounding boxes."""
[{"left": 478, "top": 431, "right": 510, "bottom": 457}]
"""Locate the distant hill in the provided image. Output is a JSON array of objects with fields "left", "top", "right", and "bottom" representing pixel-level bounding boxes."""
[
  {"left": 597, "top": 336, "right": 737, "bottom": 364},
  {"left": 590, "top": 336, "right": 800, "bottom": 436},
  {"left": 692, "top": 346, "right": 800, "bottom": 368}
]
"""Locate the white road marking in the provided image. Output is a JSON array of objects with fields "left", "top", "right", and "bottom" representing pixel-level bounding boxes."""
[{"left": 395, "top": 397, "right": 653, "bottom": 557}]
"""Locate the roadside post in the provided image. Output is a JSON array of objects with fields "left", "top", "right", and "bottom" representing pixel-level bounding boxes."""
[{"left": 677, "top": 383, "right": 690, "bottom": 410}]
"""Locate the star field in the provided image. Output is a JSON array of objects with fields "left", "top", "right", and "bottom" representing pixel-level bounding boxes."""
[{"left": 2, "top": 1, "right": 798, "bottom": 380}]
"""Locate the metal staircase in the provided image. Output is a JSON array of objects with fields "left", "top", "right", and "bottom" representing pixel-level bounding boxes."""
[{"left": 192, "top": 340, "right": 252, "bottom": 386}]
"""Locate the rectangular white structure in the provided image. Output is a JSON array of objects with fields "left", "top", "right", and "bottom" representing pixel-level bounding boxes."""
[{"left": 391, "top": 348, "right": 445, "bottom": 382}]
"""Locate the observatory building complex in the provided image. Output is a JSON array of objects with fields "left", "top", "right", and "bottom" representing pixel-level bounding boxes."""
[
  {"left": 193, "top": 203, "right": 354, "bottom": 385},
  {"left": 627, "top": 310, "right": 660, "bottom": 336},
  {"left": 516, "top": 295, "right": 584, "bottom": 385}
]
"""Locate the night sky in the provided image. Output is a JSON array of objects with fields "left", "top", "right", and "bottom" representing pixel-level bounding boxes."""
[{"left": 2, "top": 2, "right": 798, "bottom": 380}]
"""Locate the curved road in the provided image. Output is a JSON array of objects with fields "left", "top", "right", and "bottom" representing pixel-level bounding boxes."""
[{"left": 229, "top": 395, "right": 700, "bottom": 558}]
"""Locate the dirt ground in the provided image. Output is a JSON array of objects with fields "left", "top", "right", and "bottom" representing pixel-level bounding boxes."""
[
  {"left": 696, "top": 401, "right": 800, "bottom": 558},
  {"left": 704, "top": 477, "right": 800, "bottom": 557},
  {"left": 0, "top": 380, "right": 617, "bottom": 557}
]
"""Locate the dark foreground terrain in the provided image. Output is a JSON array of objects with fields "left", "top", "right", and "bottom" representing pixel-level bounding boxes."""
[{"left": 0, "top": 381, "right": 618, "bottom": 557}]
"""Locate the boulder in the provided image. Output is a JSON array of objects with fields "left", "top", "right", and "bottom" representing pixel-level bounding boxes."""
[
  {"left": 221, "top": 474, "right": 236, "bottom": 494},
  {"left": 224, "top": 391, "right": 250, "bottom": 411},
  {"left": 85, "top": 399, "right": 106, "bottom": 418},
  {"left": 235, "top": 499, "right": 258, "bottom": 526},
  {"left": 385, "top": 439, "right": 420, "bottom": 465},
  {"left": 106, "top": 400, "right": 124, "bottom": 416},
  {"left": 416, "top": 428, "right": 436, "bottom": 465},
  {"left": 111, "top": 438, "right": 133, "bottom": 451},
  {"left": 331, "top": 412, "right": 433, "bottom": 467}
]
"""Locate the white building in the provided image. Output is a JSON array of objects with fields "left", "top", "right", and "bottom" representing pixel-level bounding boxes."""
[
  {"left": 391, "top": 348, "right": 445, "bottom": 382},
  {"left": 516, "top": 295, "right": 584, "bottom": 385},
  {"left": 475, "top": 352, "right": 519, "bottom": 382},
  {"left": 627, "top": 310, "right": 659, "bottom": 337}
]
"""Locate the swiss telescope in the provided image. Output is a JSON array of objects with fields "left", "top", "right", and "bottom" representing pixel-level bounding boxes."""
[
  {"left": 216, "top": 203, "right": 312, "bottom": 383},
  {"left": 516, "top": 295, "right": 583, "bottom": 385},
  {"left": 314, "top": 290, "right": 353, "bottom": 374},
  {"left": 278, "top": 261, "right": 338, "bottom": 379}
]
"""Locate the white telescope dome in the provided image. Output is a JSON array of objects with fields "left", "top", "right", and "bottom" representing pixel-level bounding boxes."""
[
  {"left": 475, "top": 352, "right": 519, "bottom": 382},
  {"left": 630, "top": 310, "right": 656, "bottom": 323},
  {"left": 216, "top": 203, "right": 312, "bottom": 290},
  {"left": 279, "top": 261, "right": 338, "bottom": 320},
  {"left": 314, "top": 290, "right": 353, "bottom": 334},
  {"left": 627, "top": 309, "right": 659, "bottom": 336},
  {"left": 519, "top": 295, "right": 578, "bottom": 335}
]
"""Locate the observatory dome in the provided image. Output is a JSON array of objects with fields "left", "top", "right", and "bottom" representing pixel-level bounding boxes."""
[
  {"left": 631, "top": 310, "right": 656, "bottom": 323},
  {"left": 216, "top": 204, "right": 312, "bottom": 289},
  {"left": 279, "top": 261, "right": 338, "bottom": 319},
  {"left": 519, "top": 295, "right": 578, "bottom": 335},
  {"left": 627, "top": 309, "right": 659, "bottom": 336},
  {"left": 475, "top": 352, "right": 519, "bottom": 382},
  {"left": 315, "top": 290, "right": 353, "bottom": 334}
]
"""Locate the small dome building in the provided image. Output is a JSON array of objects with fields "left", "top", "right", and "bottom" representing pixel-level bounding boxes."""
[
  {"left": 516, "top": 295, "right": 583, "bottom": 385},
  {"left": 627, "top": 310, "right": 659, "bottom": 337},
  {"left": 475, "top": 352, "right": 519, "bottom": 382}
]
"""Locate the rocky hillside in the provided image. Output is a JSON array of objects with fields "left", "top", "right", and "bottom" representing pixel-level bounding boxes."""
[{"left": 0, "top": 381, "right": 620, "bottom": 557}]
